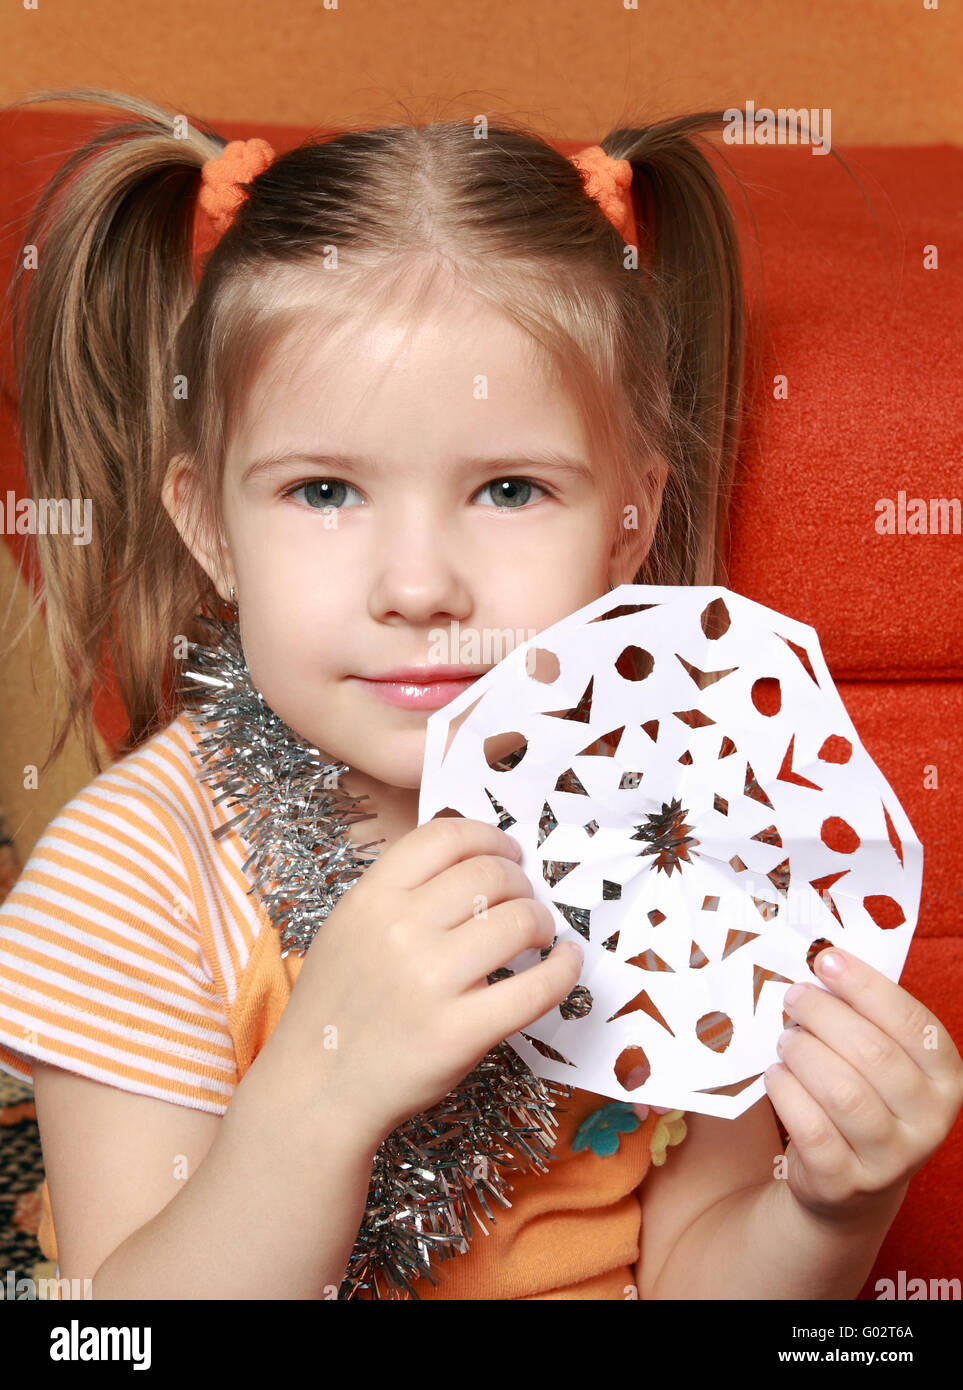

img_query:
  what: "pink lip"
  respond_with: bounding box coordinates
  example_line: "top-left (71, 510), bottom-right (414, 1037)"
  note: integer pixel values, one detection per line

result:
top-left (366, 666), bottom-right (488, 681)
top-left (349, 671), bottom-right (483, 710)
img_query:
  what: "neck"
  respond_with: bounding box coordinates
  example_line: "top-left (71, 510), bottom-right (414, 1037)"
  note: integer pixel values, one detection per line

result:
top-left (340, 768), bottom-right (420, 853)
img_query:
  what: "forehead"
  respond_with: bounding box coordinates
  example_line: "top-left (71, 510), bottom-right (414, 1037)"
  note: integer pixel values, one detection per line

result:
top-left (231, 292), bottom-right (578, 460)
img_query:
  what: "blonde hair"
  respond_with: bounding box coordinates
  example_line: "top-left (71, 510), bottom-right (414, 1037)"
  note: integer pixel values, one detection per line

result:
top-left (1, 87), bottom-right (862, 776)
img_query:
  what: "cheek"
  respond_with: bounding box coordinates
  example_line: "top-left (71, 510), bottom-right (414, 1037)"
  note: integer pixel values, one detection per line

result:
top-left (234, 581), bottom-right (351, 710)
top-left (485, 529), bottom-right (611, 615)
top-left (233, 517), bottom-right (350, 625)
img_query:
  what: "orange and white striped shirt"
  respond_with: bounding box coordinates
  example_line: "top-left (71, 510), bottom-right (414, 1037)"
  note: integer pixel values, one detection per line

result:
top-left (0, 709), bottom-right (686, 1298)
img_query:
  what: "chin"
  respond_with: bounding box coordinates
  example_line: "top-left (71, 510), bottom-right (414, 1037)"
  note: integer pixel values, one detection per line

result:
top-left (371, 763), bottom-right (423, 792)
top-left (338, 752), bottom-right (424, 793)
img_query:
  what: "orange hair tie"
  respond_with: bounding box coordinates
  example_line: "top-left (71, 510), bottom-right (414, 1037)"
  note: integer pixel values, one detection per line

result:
top-left (569, 144), bottom-right (639, 248)
top-left (198, 137), bottom-right (277, 236)
top-left (194, 138), bottom-right (638, 263)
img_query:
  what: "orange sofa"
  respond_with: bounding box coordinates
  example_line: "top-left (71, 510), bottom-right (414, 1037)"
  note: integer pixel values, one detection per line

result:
top-left (1, 109), bottom-right (961, 1299)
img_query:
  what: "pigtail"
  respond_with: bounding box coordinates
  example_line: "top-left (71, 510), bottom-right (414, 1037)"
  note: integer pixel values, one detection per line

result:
top-left (604, 112), bottom-right (873, 589)
top-left (1, 88), bottom-right (226, 775)
top-left (601, 113), bottom-right (751, 589)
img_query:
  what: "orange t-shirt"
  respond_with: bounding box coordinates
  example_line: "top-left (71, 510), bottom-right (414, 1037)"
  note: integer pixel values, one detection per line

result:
top-left (0, 710), bottom-right (687, 1299)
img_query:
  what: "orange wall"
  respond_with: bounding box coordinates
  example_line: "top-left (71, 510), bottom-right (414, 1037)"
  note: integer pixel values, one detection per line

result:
top-left (0, 0), bottom-right (957, 146)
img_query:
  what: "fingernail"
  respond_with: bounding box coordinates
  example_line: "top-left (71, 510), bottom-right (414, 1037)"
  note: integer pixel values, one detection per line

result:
top-left (567, 941), bottom-right (584, 965)
top-left (818, 949), bottom-right (844, 976)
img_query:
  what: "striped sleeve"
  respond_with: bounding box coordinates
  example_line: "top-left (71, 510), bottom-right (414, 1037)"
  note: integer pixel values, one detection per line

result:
top-left (0, 779), bottom-right (239, 1116)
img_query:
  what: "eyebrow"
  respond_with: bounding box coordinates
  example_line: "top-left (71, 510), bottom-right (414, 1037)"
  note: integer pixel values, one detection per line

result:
top-left (239, 449), bottom-right (594, 485)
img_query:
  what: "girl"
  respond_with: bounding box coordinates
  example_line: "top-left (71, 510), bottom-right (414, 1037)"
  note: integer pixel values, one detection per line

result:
top-left (0, 87), bottom-right (959, 1302)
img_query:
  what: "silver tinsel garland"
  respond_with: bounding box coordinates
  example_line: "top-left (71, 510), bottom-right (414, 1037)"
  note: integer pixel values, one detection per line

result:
top-left (177, 607), bottom-right (574, 1300)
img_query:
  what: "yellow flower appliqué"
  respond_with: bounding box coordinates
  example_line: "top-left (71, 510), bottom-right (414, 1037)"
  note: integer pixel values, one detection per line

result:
top-left (649, 1110), bottom-right (687, 1166)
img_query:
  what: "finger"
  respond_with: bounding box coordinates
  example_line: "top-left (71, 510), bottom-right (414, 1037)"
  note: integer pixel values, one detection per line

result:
top-left (625, 1065), bottom-right (650, 1119)
top-left (622, 1065), bottom-right (674, 1119)
top-left (377, 816), bottom-right (522, 891)
top-left (764, 1061), bottom-right (861, 1201)
top-left (775, 1023), bottom-right (898, 1174)
top-left (449, 896), bottom-right (556, 992)
top-left (417, 852), bottom-right (535, 935)
top-left (468, 937), bottom-right (584, 1043)
top-left (783, 980), bottom-right (927, 1125)
top-left (810, 946), bottom-right (956, 1086)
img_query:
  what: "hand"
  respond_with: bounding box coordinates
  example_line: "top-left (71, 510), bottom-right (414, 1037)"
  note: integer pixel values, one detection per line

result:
top-left (623, 1065), bottom-right (674, 1122)
top-left (272, 816), bottom-right (583, 1150)
top-left (765, 944), bottom-right (963, 1225)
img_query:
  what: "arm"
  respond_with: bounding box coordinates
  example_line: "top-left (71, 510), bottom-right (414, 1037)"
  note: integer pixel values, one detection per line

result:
top-left (37, 1025), bottom-right (380, 1301)
top-left (96, 1029), bottom-right (379, 1300)
top-left (639, 1093), bottom-right (907, 1300)
top-left (651, 1171), bottom-right (909, 1300)
top-left (643, 945), bottom-right (963, 1299)
top-left (636, 1091), bottom-right (785, 1299)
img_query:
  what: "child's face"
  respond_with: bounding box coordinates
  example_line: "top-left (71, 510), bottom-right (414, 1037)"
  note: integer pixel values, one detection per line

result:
top-left (177, 288), bottom-right (661, 792)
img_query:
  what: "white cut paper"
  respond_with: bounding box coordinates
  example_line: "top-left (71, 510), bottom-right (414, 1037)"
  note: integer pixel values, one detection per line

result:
top-left (418, 585), bottom-right (923, 1120)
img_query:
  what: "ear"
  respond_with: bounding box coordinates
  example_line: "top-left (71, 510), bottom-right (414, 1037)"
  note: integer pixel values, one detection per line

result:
top-left (162, 454), bottom-right (235, 600)
top-left (607, 458), bottom-right (668, 588)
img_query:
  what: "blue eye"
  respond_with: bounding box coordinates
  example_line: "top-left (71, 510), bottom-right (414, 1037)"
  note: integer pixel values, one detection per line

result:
top-left (281, 475), bottom-right (550, 511)
top-left (282, 479), bottom-right (363, 509)
top-left (474, 477), bottom-right (548, 509)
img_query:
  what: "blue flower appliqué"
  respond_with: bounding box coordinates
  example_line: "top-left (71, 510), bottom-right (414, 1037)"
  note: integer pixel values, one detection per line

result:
top-left (572, 1102), bottom-right (640, 1158)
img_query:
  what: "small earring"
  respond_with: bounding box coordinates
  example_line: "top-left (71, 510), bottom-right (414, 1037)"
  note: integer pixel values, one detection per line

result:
top-left (229, 585), bottom-right (237, 604)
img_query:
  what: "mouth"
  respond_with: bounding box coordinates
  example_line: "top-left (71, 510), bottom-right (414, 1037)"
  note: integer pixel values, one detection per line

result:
top-left (348, 671), bottom-right (484, 711)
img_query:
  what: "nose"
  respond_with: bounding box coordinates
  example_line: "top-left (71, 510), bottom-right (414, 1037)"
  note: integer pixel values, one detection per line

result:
top-left (366, 501), bottom-right (473, 626)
